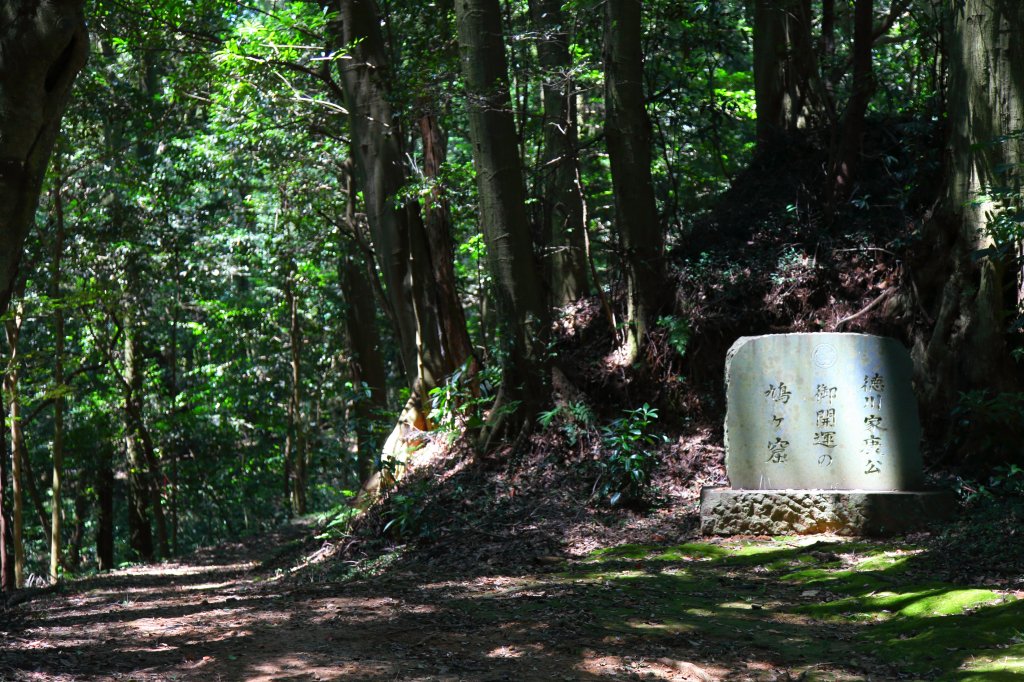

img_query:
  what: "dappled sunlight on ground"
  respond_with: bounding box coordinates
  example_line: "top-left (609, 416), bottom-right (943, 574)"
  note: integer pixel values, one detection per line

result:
top-left (3, 523), bottom-right (1023, 680)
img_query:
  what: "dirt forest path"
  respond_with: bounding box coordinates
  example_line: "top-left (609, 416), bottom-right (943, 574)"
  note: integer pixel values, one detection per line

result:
top-left (2, 514), bottom-right (1020, 681)
top-left (1, 522), bottom-right (717, 682)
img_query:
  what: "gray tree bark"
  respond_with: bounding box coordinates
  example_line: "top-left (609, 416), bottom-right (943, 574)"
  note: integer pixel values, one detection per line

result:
top-left (604, 0), bottom-right (663, 364)
top-left (454, 0), bottom-right (549, 445)
top-left (912, 1), bottom-right (1024, 416)
top-left (327, 0), bottom-right (454, 405)
top-left (530, 0), bottom-right (589, 306)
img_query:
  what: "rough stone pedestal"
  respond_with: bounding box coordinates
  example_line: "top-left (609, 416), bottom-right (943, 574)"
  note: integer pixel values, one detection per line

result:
top-left (700, 486), bottom-right (957, 537)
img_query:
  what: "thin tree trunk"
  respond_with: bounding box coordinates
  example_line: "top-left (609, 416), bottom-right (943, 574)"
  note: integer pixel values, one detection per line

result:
top-left (604, 0), bottom-right (664, 364)
top-left (128, 399), bottom-right (169, 558)
top-left (50, 168), bottom-right (66, 583)
top-left (123, 308), bottom-right (154, 563)
top-left (417, 112), bottom-right (476, 372)
top-left (66, 483), bottom-right (86, 571)
top-left (341, 164), bottom-right (388, 482)
top-left (18, 442), bottom-right (50, 545)
top-left (284, 260), bottom-right (307, 515)
top-left (4, 296), bottom-right (26, 588)
top-left (0, 387), bottom-right (12, 592)
top-left (95, 445), bottom-right (114, 571)
top-left (167, 271), bottom-right (180, 556)
top-left (454, 0), bottom-right (550, 446)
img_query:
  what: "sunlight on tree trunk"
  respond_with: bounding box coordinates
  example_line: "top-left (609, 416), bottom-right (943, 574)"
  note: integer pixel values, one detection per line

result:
top-left (752, 0), bottom-right (819, 146)
top-left (531, 0), bottom-right (590, 306)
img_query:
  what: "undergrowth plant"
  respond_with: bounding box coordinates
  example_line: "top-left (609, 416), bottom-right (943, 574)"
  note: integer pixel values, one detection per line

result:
top-left (951, 390), bottom-right (1024, 464)
top-left (598, 403), bottom-right (666, 507)
top-left (382, 479), bottom-right (430, 539)
top-left (428, 361), bottom-right (498, 442)
top-left (539, 401), bottom-right (596, 446)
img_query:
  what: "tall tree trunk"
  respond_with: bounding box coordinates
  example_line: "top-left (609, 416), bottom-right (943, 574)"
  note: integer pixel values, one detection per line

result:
top-left (604, 0), bottom-right (664, 364)
top-left (18, 440), bottom-right (50, 545)
top-left (454, 0), bottom-right (550, 446)
top-left (327, 0), bottom-right (453, 407)
top-left (167, 270), bottom-right (181, 556)
top-left (0, 387), bottom-right (11, 591)
top-left (530, 0), bottom-right (589, 306)
top-left (416, 112), bottom-right (477, 372)
top-left (123, 307), bottom-right (154, 563)
top-left (752, 0), bottom-right (818, 146)
top-left (95, 445), bottom-right (114, 571)
top-left (340, 165), bottom-right (388, 482)
top-left (0, 1), bottom-right (88, 317)
top-left (912, 0), bottom-right (1024, 425)
top-left (50, 168), bottom-right (66, 583)
top-left (826, 0), bottom-right (875, 204)
top-left (65, 482), bottom-right (86, 571)
top-left (284, 260), bottom-right (307, 515)
top-left (4, 304), bottom-right (26, 588)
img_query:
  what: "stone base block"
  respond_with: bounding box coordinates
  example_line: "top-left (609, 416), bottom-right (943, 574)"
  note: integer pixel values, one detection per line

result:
top-left (700, 486), bottom-right (956, 537)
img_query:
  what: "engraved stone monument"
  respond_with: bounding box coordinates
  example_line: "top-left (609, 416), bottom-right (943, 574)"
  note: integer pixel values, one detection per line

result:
top-left (701, 333), bottom-right (955, 536)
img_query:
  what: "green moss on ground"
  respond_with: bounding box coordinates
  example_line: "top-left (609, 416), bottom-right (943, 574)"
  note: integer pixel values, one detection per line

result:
top-left (541, 537), bottom-right (1024, 679)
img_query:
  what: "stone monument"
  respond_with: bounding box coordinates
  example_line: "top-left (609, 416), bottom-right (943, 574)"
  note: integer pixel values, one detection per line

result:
top-left (700, 333), bottom-right (955, 536)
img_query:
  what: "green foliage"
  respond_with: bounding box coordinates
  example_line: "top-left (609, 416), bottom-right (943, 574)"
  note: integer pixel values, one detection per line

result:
top-left (598, 404), bottom-right (666, 507)
top-left (951, 390), bottom-right (1024, 465)
top-left (955, 464), bottom-right (1024, 505)
top-left (656, 315), bottom-right (691, 358)
top-left (428, 361), bottom-right (496, 441)
top-left (538, 401), bottom-right (596, 446)
top-left (381, 480), bottom-right (430, 539)
top-left (315, 495), bottom-right (359, 540)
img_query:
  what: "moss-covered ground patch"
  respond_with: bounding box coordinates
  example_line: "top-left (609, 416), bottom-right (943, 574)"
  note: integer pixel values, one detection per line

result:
top-left (492, 536), bottom-right (1024, 680)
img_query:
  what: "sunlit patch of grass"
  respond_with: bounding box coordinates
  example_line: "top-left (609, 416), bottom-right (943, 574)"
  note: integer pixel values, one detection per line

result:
top-left (957, 646), bottom-right (1024, 681)
top-left (586, 542), bottom-right (727, 563)
top-left (803, 586), bottom-right (1005, 621)
top-left (557, 537), bottom-right (1024, 678)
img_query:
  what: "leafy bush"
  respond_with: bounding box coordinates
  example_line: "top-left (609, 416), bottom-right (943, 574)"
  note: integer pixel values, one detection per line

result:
top-left (656, 315), bottom-right (691, 358)
top-left (598, 403), bottom-right (666, 507)
top-left (382, 480), bottom-right (430, 539)
top-left (955, 464), bottom-right (1024, 505)
top-left (428, 361), bottom-right (497, 442)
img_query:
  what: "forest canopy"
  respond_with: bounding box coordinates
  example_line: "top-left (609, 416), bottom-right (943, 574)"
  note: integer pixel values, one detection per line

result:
top-left (0, 0), bottom-right (1021, 590)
